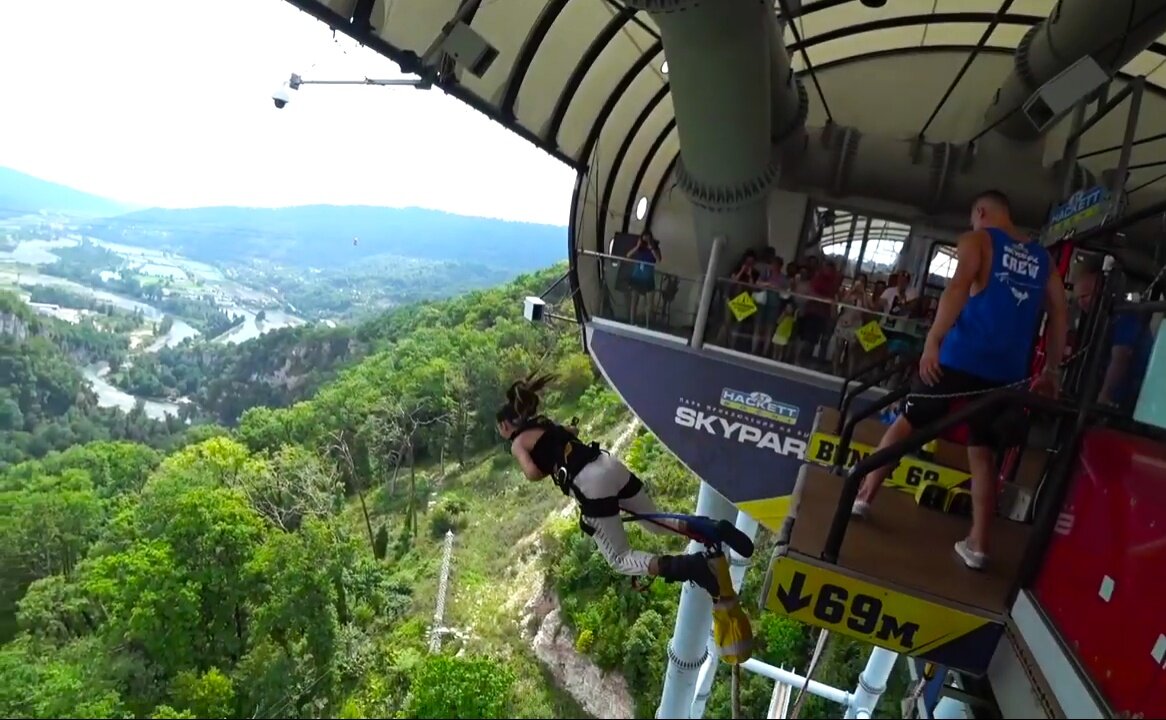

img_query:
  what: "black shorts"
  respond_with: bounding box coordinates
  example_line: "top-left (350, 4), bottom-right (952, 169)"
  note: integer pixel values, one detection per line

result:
top-left (901, 365), bottom-right (1008, 447)
top-left (797, 313), bottom-right (828, 343)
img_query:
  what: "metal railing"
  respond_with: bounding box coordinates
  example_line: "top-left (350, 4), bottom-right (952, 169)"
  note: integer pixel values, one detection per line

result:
top-left (578, 247), bottom-right (931, 378)
top-left (837, 352), bottom-right (918, 423)
top-left (832, 383), bottom-right (915, 475)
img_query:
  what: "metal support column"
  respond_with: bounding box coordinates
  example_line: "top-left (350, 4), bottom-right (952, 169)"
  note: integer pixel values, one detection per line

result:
top-left (844, 647), bottom-right (900, 719)
top-left (690, 235), bottom-right (725, 350)
top-left (656, 483), bottom-right (738, 718)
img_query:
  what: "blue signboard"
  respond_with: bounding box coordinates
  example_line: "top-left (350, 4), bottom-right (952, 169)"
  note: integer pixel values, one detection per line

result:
top-left (587, 323), bottom-right (875, 530)
top-left (1043, 185), bottom-right (1116, 240)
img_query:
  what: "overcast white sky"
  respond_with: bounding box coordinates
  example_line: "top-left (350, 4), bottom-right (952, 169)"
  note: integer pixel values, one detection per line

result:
top-left (0, 0), bottom-right (576, 226)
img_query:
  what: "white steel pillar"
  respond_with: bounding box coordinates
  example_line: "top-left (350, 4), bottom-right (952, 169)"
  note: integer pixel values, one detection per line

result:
top-left (656, 483), bottom-right (737, 718)
top-left (844, 647), bottom-right (899, 719)
top-left (689, 509), bottom-right (759, 718)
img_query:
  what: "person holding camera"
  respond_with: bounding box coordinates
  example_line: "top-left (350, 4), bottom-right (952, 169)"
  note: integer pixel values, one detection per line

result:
top-left (624, 232), bottom-right (661, 326)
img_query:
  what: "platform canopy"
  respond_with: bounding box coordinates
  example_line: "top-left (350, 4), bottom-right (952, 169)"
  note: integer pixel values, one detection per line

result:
top-left (285, 0), bottom-right (1166, 240)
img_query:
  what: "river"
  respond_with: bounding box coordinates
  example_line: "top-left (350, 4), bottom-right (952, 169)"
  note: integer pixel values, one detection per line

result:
top-left (82, 365), bottom-right (184, 422)
top-left (3, 238), bottom-right (305, 417)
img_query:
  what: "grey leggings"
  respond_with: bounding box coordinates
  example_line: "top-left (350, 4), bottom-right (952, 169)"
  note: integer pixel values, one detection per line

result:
top-left (575, 453), bottom-right (675, 576)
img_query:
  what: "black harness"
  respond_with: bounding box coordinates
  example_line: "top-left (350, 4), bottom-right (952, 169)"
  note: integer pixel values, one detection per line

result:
top-left (510, 416), bottom-right (642, 533)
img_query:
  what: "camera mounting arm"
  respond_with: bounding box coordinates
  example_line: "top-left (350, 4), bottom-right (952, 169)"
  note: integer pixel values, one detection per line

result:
top-left (287, 73), bottom-right (432, 90)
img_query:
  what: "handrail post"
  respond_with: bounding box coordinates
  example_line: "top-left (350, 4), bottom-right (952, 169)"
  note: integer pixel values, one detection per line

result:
top-left (837, 352), bottom-right (901, 411)
top-left (690, 235), bottom-right (725, 350)
top-left (833, 384), bottom-right (912, 473)
top-left (838, 353), bottom-right (918, 424)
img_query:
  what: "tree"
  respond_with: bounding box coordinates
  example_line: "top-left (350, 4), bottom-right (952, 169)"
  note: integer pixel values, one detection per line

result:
top-left (328, 432), bottom-right (376, 552)
top-left (405, 655), bottom-right (514, 719)
top-left (231, 444), bottom-right (343, 532)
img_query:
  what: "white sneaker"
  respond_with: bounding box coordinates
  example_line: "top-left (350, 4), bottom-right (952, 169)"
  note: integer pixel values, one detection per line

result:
top-left (851, 500), bottom-right (870, 518)
top-left (954, 539), bottom-right (987, 570)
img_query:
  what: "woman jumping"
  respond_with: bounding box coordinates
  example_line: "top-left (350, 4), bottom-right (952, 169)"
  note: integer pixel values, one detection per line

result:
top-left (496, 374), bottom-right (754, 598)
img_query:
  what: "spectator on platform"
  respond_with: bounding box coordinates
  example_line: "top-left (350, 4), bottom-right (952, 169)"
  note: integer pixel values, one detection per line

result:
top-left (624, 232), bottom-right (661, 326)
top-left (795, 259), bottom-right (841, 366)
top-left (717, 250), bottom-right (760, 349)
top-left (753, 249), bottom-right (788, 357)
top-left (880, 271), bottom-right (920, 317)
top-left (832, 274), bottom-right (872, 376)
top-left (1073, 256), bottom-right (1153, 409)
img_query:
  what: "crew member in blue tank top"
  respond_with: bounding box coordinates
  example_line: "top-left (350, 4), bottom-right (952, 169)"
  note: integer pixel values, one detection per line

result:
top-left (852, 190), bottom-right (1069, 571)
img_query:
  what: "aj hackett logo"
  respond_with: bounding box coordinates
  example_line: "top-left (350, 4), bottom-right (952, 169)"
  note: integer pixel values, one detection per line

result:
top-left (718, 388), bottom-right (799, 424)
top-left (674, 392), bottom-right (807, 458)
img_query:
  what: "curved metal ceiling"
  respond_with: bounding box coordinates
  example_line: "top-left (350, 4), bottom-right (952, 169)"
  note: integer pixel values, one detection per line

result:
top-left (283, 0), bottom-right (1166, 245)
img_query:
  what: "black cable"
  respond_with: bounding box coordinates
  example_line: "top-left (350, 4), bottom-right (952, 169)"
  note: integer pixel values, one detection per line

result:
top-left (1127, 169), bottom-right (1166, 194)
top-left (776, 0), bottom-right (833, 123)
top-left (919, 0), bottom-right (1015, 138)
top-left (1078, 129), bottom-right (1166, 160)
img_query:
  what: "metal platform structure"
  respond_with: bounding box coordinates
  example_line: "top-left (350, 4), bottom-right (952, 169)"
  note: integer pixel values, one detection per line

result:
top-left (275, 1), bottom-right (1166, 717)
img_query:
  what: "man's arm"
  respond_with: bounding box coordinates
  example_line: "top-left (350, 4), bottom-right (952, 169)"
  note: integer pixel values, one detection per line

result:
top-left (925, 231), bottom-right (983, 348)
top-left (1042, 269), bottom-right (1069, 381)
top-left (1099, 347), bottom-right (1133, 404)
top-left (511, 443), bottom-right (546, 481)
top-left (1097, 315), bottom-right (1137, 403)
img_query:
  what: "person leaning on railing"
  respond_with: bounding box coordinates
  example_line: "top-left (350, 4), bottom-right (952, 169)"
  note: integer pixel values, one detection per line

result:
top-left (832, 274), bottom-right (872, 376)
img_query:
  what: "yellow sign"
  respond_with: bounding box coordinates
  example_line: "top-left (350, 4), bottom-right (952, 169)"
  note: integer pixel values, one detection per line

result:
top-left (727, 292), bottom-right (757, 322)
top-left (855, 320), bottom-right (887, 352)
top-left (805, 433), bottom-right (968, 491)
top-left (765, 554), bottom-right (1001, 666)
top-left (772, 314), bottom-right (795, 346)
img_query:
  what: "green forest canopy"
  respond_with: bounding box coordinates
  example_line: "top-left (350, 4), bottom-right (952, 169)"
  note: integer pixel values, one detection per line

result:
top-left (0, 264), bottom-right (907, 719)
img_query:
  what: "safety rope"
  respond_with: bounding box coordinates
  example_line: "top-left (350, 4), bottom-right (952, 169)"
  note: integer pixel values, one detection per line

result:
top-left (730, 663), bottom-right (742, 720)
top-left (900, 674), bottom-right (929, 720)
top-left (787, 628), bottom-right (830, 719)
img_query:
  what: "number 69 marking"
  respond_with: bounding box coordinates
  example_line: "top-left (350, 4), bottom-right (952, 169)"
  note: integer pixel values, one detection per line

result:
top-left (813, 583), bottom-right (920, 649)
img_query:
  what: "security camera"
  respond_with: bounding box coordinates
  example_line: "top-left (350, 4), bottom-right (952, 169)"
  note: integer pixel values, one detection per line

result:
top-left (272, 85), bottom-right (291, 109)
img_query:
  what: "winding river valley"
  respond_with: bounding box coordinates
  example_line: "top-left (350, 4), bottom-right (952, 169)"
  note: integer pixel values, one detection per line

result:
top-left (2, 239), bottom-right (304, 419)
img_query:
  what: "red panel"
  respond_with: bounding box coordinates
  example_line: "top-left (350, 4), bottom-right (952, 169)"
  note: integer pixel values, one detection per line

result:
top-left (1033, 428), bottom-right (1166, 717)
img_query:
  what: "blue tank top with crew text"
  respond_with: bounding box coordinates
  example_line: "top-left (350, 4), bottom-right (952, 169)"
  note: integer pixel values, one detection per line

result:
top-left (939, 228), bottom-right (1051, 383)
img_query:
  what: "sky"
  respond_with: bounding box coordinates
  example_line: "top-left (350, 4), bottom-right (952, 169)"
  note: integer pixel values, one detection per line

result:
top-left (0, 0), bottom-right (576, 226)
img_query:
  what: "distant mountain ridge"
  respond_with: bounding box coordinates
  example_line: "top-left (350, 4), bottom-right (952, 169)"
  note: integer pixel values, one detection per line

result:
top-left (82, 204), bottom-right (567, 271)
top-left (0, 166), bottom-right (133, 219)
top-left (0, 165), bottom-right (567, 272)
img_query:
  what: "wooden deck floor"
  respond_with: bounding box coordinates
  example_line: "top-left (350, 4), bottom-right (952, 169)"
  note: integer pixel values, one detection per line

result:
top-left (791, 466), bottom-right (1031, 614)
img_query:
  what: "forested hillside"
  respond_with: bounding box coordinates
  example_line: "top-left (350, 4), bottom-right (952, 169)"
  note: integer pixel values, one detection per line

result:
top-left (0, 291), bottom-right (191, 468)
top-left (0, 266), bottom-right (907, 719)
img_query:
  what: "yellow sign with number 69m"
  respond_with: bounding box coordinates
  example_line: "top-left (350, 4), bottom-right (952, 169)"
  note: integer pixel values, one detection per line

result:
top-left (764, 554), bottom-right (1004, 675)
